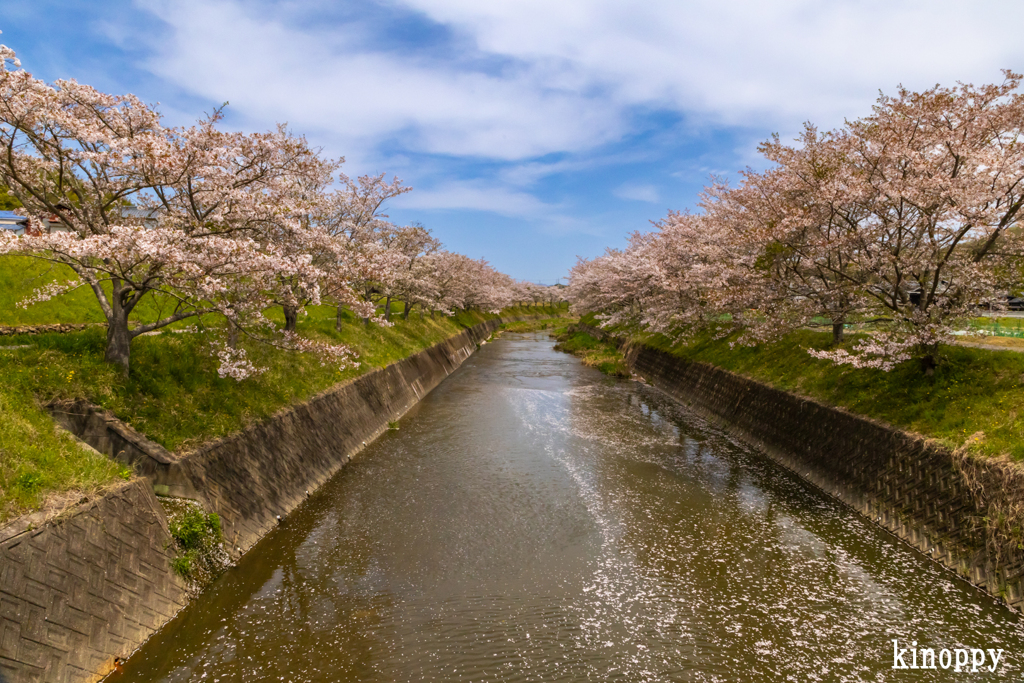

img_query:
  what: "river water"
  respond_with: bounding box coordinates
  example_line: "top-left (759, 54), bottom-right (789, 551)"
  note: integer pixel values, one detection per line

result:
top-left (114, 332), bottom-right (1024, 681)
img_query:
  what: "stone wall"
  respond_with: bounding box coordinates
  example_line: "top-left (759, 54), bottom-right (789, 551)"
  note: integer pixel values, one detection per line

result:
top-left (0, 323), bottom-right (99, 337)
top-left (578, 324), bottom-right (1024, 612)
top-left (0, 480), bottom-right (187, 683)
top-left (47, 401), bottom-right (199, 500)
top-left (1, 317), bottom-right (503, 682)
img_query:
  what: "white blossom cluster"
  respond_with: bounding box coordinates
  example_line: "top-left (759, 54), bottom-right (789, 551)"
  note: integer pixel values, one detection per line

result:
top-left (568, 73), bottom-right (1024, 372)
top-left (0, 43), bottom-right (548, 378)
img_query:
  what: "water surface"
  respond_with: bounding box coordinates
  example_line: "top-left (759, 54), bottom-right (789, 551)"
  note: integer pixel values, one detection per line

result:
top-left (113, 332), bottom-right (1024, 681)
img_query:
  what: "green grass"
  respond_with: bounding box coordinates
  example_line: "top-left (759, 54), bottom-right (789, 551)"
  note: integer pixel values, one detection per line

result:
top-left (0, 383), bottom-right (131, 521)
top-left (0, 254), bottom-right (567, 328)
top-left (0, 256), bottom-right (105, 325)
top-left (500, 316), bottom-right (575, 334)
top-left (0, 275), bottom-right (567, 523)
top-left (554, 326), bottom-right (630, 377)
top-left (3, 309), bottom-right (494, 454)
top-left (0, 255), bottom-right (198, 326)
top-left (578, 312), bottom-right (1024, 460)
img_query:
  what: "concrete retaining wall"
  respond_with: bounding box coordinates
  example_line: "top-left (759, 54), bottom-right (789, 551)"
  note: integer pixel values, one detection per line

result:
top-left (0, 480), bottom-right (187, 683)
top-left (48, 402), bottom-right (198, 501)
top-left (578, 324), bottom-right (1024, 612)
top-left (0, 317), bottom-right (503, 682)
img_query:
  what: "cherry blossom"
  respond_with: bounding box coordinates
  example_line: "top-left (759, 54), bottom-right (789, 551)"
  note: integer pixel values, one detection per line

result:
top-left (568, 73), bottom-right (1024, 373)
top-left (0, 43), bottom-right (523, 379)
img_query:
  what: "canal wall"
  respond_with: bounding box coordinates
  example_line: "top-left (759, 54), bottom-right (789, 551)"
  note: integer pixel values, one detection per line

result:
top-left (0, 480), bottom-right (187, 683)
top-left (1, 317), bottom-right (506, 683)
top-left (578, 324), bottom-right (1024, 613)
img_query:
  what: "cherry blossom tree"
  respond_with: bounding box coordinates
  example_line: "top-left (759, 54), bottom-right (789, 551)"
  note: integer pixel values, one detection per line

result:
top-left (567, 237), bottom-right (658, 330)
top-left (569, 73), bottom-right (1024, 374)
top-left (705, 127), bottom-right (866, 345)
top-left (569, 209), bottom-right (753, 342)
top-left (374, 223), bottom-right (440, 321)
top-left (0, 44), bottom-right (354, 377)
top-left (420, 250), bottom-right (473, 316)
top-left (463, 259), bottom-right (517, 313)
top-left (806, 73), bottom-right (1024, 371)
top-left (317, 173), bottom-right (410, 329)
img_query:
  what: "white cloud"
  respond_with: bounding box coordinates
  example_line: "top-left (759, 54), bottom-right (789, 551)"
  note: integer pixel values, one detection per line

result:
top-left (127, 0), bottom-right (1024, 222)
top-left (137, 0), bottom-right (623, 160)
top-left (389, 179), bottom-right (611, 238)
top-left (399, 0), bottom-right (1024, 131)
top-left (613, 183), bottom-right (659, 203)
top-left (132, 0), bottom-right (1024, 163)
top-left (391, 179), bottom-right (559, 218)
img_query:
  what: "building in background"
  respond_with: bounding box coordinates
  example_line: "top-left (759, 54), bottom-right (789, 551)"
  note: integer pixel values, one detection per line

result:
top-left (0, 211), bottom-right (26, 236)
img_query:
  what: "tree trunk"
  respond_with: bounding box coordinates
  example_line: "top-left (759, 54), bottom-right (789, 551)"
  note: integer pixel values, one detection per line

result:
top-left (384, 297), bottom-right (392, 322)
top-left (104, 312), bottom-right (131, 377)
top-left (832, 321), bottom-right (845, 344)
top-left (920, 344), bottom-right (939, 376)
top-left (336, 305), bottom-right (345, 331)
top-left (403, 301), bottom-right (412, 321)
top-left (283, 305), bottom-right (299, 332)
top-left (362, 291), bottom-right (373, 325)
top-left (227, 319), bottom-right (239, 349)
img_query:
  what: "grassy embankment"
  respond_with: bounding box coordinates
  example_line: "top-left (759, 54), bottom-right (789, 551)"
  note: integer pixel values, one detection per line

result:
top-left (0, 255), bottom-right (567, 522)
top-left (553, 327), bottom-right (630, 377)
top-left (568, 312), bottom-right (1024, 461)
top-left (499, 317), bottom-right (575, 334)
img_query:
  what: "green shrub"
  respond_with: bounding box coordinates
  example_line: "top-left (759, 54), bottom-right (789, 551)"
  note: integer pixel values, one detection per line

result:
top-left (166, 506), bottom-right (225, 583)
top-left (170, 550), bottom-right (198, 578)
top-left (13, 470), bottom-right (44, 493)
top-left (169, 508), bottom-right (222, 550)
top-left (554, 328), bottom-right (631, 377)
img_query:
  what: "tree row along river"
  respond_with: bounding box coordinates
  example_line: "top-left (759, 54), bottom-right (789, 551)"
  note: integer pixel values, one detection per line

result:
top-left (112, 332), bottom-right (1024, 682)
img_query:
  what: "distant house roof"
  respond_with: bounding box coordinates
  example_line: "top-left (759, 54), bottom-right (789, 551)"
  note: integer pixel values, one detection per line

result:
top-left (120, 207), bottom-right (160, 219)
top-left (0, 208), bottom-right (164, 233)
top-left (119, 206), bottom-right (161, 229)
top-left (0, 211), bottom-right (26, 231)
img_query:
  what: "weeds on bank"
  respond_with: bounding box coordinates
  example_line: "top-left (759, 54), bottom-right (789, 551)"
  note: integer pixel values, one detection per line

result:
top-left (554, 327), bottom-right (631, 377)
top-left (164, 499), bottom-right (229, 589)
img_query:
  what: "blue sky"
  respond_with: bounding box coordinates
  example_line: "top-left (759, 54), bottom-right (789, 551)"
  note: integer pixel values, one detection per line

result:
top-left (5, 0), bottom-right (1024, 283)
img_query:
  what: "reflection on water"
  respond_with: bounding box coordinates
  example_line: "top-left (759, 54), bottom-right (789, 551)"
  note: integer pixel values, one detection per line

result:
top-left (112, 332), bottom-right (1024, 681)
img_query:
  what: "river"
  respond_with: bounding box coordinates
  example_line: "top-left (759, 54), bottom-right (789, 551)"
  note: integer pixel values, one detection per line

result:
top-left (112, 331), bottom-right (1024, 681)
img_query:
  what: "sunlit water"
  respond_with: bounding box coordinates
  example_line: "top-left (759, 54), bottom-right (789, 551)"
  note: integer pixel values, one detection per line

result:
top-left (112, 332), bottom-right (1024, 681)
